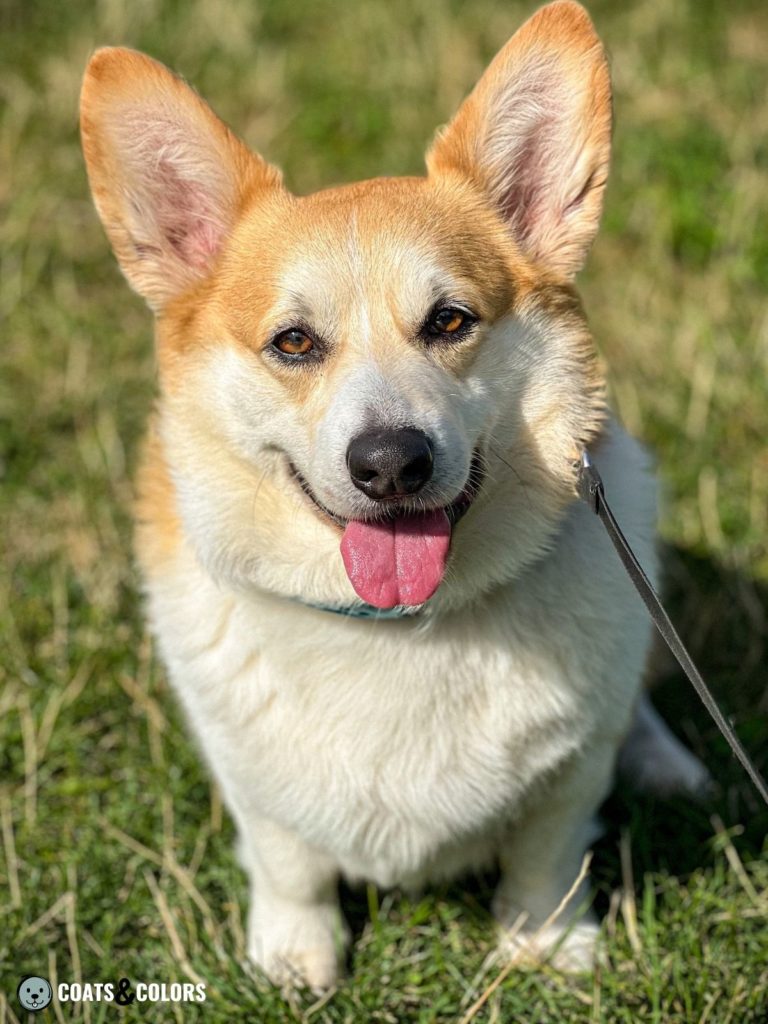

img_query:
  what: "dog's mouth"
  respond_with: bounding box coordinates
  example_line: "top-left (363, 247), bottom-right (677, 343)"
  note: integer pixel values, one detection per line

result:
top-left (288, 451), bottom-right (485, 610)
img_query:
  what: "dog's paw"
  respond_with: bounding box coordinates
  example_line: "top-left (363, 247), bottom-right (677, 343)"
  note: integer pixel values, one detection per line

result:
top-left (248, 904), bottom-right (348, 993)
top-left (252, 941), bottom-right (341, 993)
top-left (496, 917), bottom-right (600, 973)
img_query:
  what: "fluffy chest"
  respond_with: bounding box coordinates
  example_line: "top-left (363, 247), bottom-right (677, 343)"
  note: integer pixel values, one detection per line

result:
top-left (149, 560), bottom-right (605, 881)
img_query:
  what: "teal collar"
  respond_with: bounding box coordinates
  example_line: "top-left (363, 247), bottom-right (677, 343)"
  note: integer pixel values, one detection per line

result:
top-left (296, 599), bottom-right (422, 620)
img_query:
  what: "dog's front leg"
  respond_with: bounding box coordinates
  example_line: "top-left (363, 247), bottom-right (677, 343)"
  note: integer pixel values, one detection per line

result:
top-left (492, 739), bottom-right (617, 972)
top-left (238, 815), bottom-right (348, 992)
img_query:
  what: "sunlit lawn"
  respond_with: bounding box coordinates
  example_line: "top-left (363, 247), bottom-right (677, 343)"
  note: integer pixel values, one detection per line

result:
top-left (1, 0), bottom-right (767, 1020)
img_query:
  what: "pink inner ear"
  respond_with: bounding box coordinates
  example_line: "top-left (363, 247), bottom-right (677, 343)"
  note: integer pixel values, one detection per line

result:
top-left (155, 165), bottom-right (224, 269)
top-left (483, 62), bottom-right (588, 258)
top-left (125, 114), bottom-right (229, 271)
top-left (499, 129), bottom-right (552, 244)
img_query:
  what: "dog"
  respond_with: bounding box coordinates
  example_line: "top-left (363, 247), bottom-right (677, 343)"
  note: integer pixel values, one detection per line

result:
top-left (80, 0), bottom-right (710, 990)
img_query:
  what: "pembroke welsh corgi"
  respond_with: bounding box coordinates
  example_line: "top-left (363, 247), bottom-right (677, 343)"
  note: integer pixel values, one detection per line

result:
top-left (80, 0), bottom-right (709, 990)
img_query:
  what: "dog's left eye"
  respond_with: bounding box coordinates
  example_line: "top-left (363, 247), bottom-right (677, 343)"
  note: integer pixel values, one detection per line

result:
top-left (422, 305), bottom-right (477, 340)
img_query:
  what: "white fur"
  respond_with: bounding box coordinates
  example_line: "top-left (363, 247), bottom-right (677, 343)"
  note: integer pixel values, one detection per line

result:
top-left (144, 420), bottom-right (659, 988)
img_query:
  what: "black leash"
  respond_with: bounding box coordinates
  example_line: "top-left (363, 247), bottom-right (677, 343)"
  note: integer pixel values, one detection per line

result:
top-left (577, 450), bottom-right (768, 808)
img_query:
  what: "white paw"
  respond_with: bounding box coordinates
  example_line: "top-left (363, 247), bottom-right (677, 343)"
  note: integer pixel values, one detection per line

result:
top-left (252, 941), bottom-right (341, 992)
top-left (248, 904), bottom-right (348, 993)
top-left (496, 916), bottom-right (600, 973)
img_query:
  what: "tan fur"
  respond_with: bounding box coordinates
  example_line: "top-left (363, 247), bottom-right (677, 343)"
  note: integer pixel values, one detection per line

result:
top-left (133, 422), bottom-right (181, 571)
top-left (427, 0), bottom-right (612, 279)
top-left (81, 47), bottom-right (282, 312)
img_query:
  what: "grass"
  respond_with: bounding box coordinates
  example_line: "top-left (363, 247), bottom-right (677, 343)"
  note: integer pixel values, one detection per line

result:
top-left (1, 0), bottom-right (767, 1020)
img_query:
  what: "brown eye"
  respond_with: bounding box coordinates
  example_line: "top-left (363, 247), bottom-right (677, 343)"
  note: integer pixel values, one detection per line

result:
top-left (424, 305), bottom-right (477, 339)
top-left (434, 309), bottom-right (465, 332)
top-left (273, 329), bottom-right (314, 356)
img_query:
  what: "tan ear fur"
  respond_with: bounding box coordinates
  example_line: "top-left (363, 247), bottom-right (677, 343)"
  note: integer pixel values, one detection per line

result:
top-left (426, 1), bottom-right (611, 279)
top-left (80, 47), bottom-right (283, 311)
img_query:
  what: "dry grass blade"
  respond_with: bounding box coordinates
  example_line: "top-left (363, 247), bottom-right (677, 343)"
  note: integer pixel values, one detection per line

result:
top-left (104, 816), bottom-right (225, 956)
top-left (101, 819), bottom-right (164, 866)
top-left (48, 948), bottom-right (67, 1024)
top-left (0, 991), bottom-right (22, 1024)
top-left (619, 829), bottom-right (642, 957)
top-left (0, 791), bottom-right (21, 909)
top-left (18, 892), bottom-right (71, 941)
top-left (458, 853), bottom-right (593, 1024)
top-left (711, 815), bottom-right (766, 909)
top-left (143, 869), bottom-right (207, 987)
top-left (17, 692), bottom-right (38, 827)
top-left (35, 660), bottom-right (93, 761)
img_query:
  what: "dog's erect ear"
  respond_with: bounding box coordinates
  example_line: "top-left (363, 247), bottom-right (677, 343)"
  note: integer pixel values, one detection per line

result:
top-left (80, 48), bottom-right (282, 311)
top-left (426, 1), bottom-right (611, 279)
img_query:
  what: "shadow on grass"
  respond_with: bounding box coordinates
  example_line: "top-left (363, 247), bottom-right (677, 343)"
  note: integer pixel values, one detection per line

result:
top-left (342, 540), bottom-right (768, 946)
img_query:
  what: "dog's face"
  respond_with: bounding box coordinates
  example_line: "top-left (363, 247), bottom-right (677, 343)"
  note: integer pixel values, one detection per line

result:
top-left (81, 1), bottom-right (611, 611)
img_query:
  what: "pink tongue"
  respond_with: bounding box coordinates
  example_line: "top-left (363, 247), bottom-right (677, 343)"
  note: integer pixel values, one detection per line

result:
top-left (340, 510), bottom-right (451, 609)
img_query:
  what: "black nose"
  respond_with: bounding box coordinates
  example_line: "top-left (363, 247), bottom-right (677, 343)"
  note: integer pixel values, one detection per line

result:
top-left (347, 428), bottom-right (434, 500)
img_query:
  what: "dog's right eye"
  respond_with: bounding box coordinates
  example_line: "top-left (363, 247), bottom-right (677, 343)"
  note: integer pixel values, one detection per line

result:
top-left (272, 329), bottom-right (314, 357)
top-left (420, 303), bottom-right (478, 342)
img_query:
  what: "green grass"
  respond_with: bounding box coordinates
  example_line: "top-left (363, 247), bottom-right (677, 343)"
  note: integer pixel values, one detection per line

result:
top-left (1, 0), bottom-right (768, 1020)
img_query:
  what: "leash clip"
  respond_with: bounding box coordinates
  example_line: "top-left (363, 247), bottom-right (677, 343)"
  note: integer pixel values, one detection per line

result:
top-left (577, 450), bottom-right (603, 514)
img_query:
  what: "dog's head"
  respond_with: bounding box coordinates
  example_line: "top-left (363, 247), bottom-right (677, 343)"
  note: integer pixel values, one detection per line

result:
top-left (80, 1), bottom-right (611, 612)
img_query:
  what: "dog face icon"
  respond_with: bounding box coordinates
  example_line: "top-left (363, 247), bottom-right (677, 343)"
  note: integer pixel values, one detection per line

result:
top-left (17, 976), bottom-right (52, 1012)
